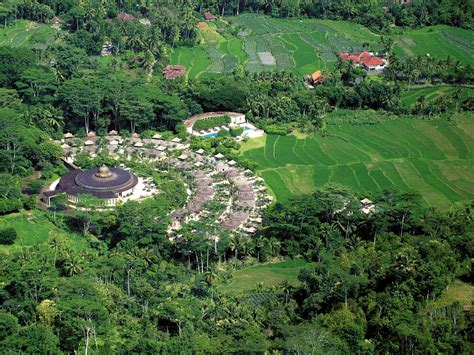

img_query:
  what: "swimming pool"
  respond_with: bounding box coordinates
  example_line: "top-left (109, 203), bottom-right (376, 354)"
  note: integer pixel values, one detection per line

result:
top-left (202, 132), bottom-right (219, 137)
top-left (201, 125), bottom-right (253, 138)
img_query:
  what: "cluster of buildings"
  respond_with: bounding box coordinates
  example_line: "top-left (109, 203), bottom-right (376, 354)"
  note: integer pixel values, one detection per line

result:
top-left (338, 51), bottom-right (387, 71)
top-left (305, 50), bottom-right (387, 87)
top-left (44, 127), bottom-right (270, 235)
top-left (169, 151), bottom-right (271, 234)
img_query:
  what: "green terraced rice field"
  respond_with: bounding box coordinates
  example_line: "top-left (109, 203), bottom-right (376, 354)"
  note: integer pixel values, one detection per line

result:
top-left (400, 86), bottom-right (474, 107)
top-left (171, 15), bottom-right (473, 79)
top-left (394, 25), bottom-right (474, 65)
top-left (219, 259), bottom-right (311, 293)
top-left (0, 20), bottom-right (58, 48)
top-left (171, 13), bottom-right (381, 78)
top-left (243, 117), bottom-right (474, 209)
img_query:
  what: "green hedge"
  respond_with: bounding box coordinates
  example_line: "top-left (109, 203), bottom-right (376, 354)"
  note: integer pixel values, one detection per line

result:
top-left (229, 126), bottom-right (244, 137)
top-left (193, 115), bottom-right (231, 131)
top-left (0, 227), bottom-right (17, 245)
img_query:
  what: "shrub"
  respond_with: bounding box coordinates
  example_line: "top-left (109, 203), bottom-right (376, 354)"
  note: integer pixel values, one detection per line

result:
top-left (229, 126), bottom-right (244, 137)
top-left (263, 123), bottom-right (292, 135)
top-left (28, 180), bottom-right (45, 194)
top-left (0, 227), bottom-right (17, 245)
top-left (193, 115), bottom-right (231, 131)
top-left (218, 128), bottom-right (230, 137)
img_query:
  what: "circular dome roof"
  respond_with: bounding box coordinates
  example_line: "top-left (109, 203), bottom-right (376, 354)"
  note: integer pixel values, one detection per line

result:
top-left (96, 165), bottom-right (112, 178)
top-left (75, 167), bottom-right (137, 191)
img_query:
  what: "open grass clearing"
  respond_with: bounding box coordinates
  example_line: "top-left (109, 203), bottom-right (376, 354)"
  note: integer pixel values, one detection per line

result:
top-left (218, 259), bottom-right (311, 293)
top-left (429, 280), bottom-right (473, 309)
top-left (0, 211), bottom-right (89, 252)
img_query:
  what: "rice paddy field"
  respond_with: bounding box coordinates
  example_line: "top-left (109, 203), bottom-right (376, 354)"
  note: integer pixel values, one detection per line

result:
top-left (171, 14), bottom-right (474, 79)
top-left (0, 20), bottom-right (58, 49)
top-left (171, 14), bottom-right (382, 78)
top-left (394, 25), bottom-right (474, 65)
top-left (400, 86), bottom-right (474, 108)
top-left (242, 116), bottom-right (474, 210)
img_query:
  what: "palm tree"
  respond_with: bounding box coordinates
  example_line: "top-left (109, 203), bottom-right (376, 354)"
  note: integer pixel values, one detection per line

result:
top-left (267, 237), bottom-right (281, 257)
top-left (63, 255), bottom-right (83, 276)
top-left (48, 234), bottom-right (63, 267)
top-left (229, 235), bottom-right (241, 259)
top-left (255, 236), bottom-right (268, 261)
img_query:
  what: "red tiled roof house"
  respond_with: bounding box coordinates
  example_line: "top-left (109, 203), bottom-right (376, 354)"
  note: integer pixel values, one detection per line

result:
top-left (163, 65), bottom-right (186, 79)
top-left (204, 12), bottom-right (217, 21)
top-left (117, 12), bottom-right (136, 21)
top-left (339, 51), bottom-right (386, 71)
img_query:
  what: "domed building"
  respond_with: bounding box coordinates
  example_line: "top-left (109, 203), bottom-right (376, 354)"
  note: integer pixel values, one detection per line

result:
top-left (43, 166), bottom-right (139, 207)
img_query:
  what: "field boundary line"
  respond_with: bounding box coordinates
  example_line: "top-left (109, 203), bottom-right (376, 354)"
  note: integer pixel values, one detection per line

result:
top-left (367, 169), bottom-right (382, 190)
top-left (272, 136), bottom-right (280, 161)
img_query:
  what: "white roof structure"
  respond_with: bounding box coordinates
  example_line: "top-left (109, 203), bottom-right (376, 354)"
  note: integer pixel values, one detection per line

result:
top-left (152, 133), bottom-right (162, 139)
top-left (228, 160), bottom-right (237, 166)
top-left (215, 153), bottom-right (224, 159)
top-left (196, 149), bottom-right (205, 155)
top-left (110, 140), bottom-right (119, 145)
top-left (134, 142), bottom-right (144, 147)
top-left (109, 130), bottom-right (118, 136)
top-left (64, 132), bottom-right (74, 138)
top-left (157, 145), bottom-right (166, 151)
top-left (361, 198), bottom-right (373, 205)
top-left (139, 18), bottom-right (151, 26)
top-left (172, 137), bottom-right (182, 143)
top-left (84, 140), bottom-right (94, 146)
top-left (362, 205), bottom-right (376, 214)
top-left (61, 143), bottom-right (70, 149)
top-left (87, 131), bottom-right (96, 137)
top-left (178, 154), bottom-right (188, 160)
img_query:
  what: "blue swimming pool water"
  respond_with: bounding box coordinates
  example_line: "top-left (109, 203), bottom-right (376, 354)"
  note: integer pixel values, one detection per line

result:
top-left (201, 126), bottom-right (252, 138)
top-left (202, 132), bottom-right (219, 137)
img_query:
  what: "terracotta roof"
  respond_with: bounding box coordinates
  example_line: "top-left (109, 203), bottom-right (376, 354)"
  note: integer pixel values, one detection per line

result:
top-left (362, 56), bottom-right (385, 67)
top-left (117, 12), bottom-right (136, 21)
top-left (163, 65), bottom-right (186, 79)
top-left (311, 70), bottom-right (322, 82)
top-left (204, 12), bottom-right (217, 20)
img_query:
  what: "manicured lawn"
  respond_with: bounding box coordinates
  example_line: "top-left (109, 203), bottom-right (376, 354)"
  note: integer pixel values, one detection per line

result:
top-left (242, 116), bottom-right (474, 209)
top-left (219, 259), bottom-right (311, 293)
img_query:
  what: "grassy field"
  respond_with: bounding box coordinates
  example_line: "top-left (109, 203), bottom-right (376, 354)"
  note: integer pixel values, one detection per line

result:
top-left (429, 280), bottom-right (473, 309)
top-left (394, 25), bottom-right (474, 64)
top-left (0, 211), bottom-right (89, 252)
top-left (171, 14), bottom-right (473, 79)
top-left (0, 20), bottom-right (58, 49)
top-left (242, 116), bottom-right (474, 209)
top-left (219, 259), bottom-right (311, 293)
